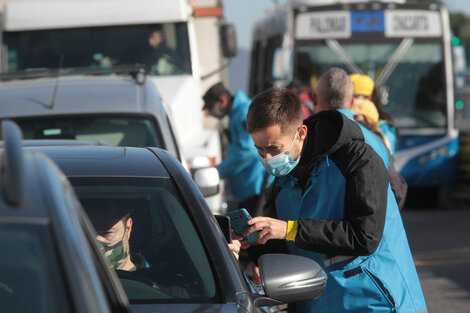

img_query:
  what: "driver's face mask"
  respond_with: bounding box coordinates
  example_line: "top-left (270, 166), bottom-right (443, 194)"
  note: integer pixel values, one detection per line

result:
top-left (98, 224), bottom-right (129, 269)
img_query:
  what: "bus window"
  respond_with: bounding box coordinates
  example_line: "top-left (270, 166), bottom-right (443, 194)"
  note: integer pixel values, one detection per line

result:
top-left (262, 34), bottom-right (283, 91)
top-left (249, 40), bottom-right (262, 96)
top-left (294, 41), bottom-right (446, 130)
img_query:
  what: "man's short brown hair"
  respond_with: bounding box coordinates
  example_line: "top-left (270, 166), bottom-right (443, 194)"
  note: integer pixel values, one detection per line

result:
top-left (247, 88), bottom-right (303, 134)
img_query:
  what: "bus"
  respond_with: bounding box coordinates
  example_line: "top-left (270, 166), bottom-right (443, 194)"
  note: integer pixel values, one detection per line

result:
top-left (249, 0), bottom-right (459, 190)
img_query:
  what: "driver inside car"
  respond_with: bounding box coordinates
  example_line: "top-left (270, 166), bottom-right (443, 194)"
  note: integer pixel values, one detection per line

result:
top-left (85, 199), bottom-right (242, 298)
top-left (86, 202), bottom-right (148, 271)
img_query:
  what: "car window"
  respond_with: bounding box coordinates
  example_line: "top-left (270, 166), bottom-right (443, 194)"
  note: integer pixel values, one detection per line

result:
top-left (69, 177), bottom-right (218, 303)
top-left (5, 23), bottom-right (192, 76)
top-left (0, 222), bottom-right (73, 313)
top-left (10, 115), bottom-right (162, 148)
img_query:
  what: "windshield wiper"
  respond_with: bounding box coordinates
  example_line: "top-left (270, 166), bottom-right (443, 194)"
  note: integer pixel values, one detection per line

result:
top-left (325, 39), bottom-right (364, 75)
top-left (0, 64), bottom-right (147, 82)
top-left (376, 38), bottom-right (414, 86)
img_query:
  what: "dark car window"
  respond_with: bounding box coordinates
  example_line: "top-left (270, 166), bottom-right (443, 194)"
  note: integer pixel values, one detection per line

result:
top-left (69, 177), bottom-right (218, 303)
top-left (0, 222), bottom-right (72, 313)
top-left (5, 23), bottom-right (192, 76)
top-left (10, 115), bottom-right (163, 148)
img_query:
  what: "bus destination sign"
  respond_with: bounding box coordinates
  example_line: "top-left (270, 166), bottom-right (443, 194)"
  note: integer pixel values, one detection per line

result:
top-left (385, 10), bottom-right (442, 37)
top-left (295, 10), bottom-right (442, 39)
top-left (296, 11), bottom-right (351, 39)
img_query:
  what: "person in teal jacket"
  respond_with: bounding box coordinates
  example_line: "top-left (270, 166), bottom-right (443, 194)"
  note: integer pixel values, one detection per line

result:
top-left (243, 87), bottom-right (427, 312)
top-left (314, 68), bottom-right (407, 210)
top-left (202, 82), bottom-right (272, 213)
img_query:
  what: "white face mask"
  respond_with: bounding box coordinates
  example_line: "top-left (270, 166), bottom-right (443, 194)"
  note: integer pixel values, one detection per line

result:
top-left (260, 130), bottom-right (300, 177)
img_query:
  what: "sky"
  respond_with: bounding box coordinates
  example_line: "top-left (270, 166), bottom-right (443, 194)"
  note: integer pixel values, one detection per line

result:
top-left (225, 0), bottom-right (470, 50)
top-left (444, 0), bottom-right (470, 14)
top-left (225, 0), bottom-right (286, 50)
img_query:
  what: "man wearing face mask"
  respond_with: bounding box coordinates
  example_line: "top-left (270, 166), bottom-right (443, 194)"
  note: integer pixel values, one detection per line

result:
top-left (85, 202), bottom-right (145, 271)
top-left (243, 88), bottom-right (427, 312)
top-left (202, 82), bottom-right (272, 214)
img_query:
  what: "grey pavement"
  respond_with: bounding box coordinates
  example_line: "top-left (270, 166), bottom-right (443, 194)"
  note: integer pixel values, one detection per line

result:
top-left (402, 205), bottom-right (470, 312)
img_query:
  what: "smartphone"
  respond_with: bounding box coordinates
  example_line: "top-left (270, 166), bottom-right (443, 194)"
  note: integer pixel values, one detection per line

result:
top-left (226, 208), bottom-right (259, 244)
top-left (215, 214), bottom-right (232, 243)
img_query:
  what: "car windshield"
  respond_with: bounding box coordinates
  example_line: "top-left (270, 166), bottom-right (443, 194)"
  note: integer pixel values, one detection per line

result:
top-left (4, 23), bottom-right (192, 76)
top-left (295, 40), bottom-right (446, 130)
top-left (0, 223), bottom-right (72, 313)
top-left (70, 177), bottom-right (218, 303)
top-left (11, 115), bottom-right (162, 148)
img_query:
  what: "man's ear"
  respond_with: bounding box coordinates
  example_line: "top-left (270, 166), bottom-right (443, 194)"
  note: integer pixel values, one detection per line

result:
top-left (348, 96), bottom-right (354, 109)
top-left (219, 94), bottom-right (228, 107)
top-left (126, 218), bottom-right (133, 236)
top-left (312, 93), bottom-right (321, 113)
top-left (312, 92), bottom-right (317, 105)
top-left (298, 124), bottom-right (308, 140)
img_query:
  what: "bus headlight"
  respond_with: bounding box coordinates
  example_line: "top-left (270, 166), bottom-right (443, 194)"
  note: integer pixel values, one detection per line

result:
top-left (417, 145), bottom-right (451, 165)
top-left (418, 155), bottom-right (429, 165)
top-left (438, 145), bottom-right (449, 156)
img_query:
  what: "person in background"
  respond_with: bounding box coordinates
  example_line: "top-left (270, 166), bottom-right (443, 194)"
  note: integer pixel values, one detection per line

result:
top-left (145, 29), bottom-right (185, 75)
top-left (351, 98), bottom-right (391, 151)
top-left (202, 82), bottom-right (273, 216)
top-left (286, 79), bottom-right (314, 119)
top-left (312, 69), bottom-right (390, 167)
top-left (349, 73), bottom-right (399, 154)
top-left (243, 87), bottom-right (427, 313)
top-left (351, 98), bottom-right (408, 210)
top-left (313, 68), bottom-right (406, 210)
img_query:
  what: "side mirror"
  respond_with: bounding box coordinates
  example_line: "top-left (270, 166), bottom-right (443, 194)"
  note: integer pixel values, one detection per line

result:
top-left (193, 167), bottom-right (220, 197)
top-left (252, 254), bottom-right (326, 307)
top-left (220, 23), bottom-right (238, 58)
top-left (272, 48), bottom-right (291, 81)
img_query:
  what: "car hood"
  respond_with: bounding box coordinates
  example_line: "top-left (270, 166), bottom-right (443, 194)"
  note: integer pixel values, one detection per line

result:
top-left (130, 303), bottom-right (240, 313)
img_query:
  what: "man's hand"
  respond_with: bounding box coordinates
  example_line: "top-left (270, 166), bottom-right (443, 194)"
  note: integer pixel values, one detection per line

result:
top-left (244, 216), bottom-right (288, 245)
top-left (228, 239), bottom-right (241, 260)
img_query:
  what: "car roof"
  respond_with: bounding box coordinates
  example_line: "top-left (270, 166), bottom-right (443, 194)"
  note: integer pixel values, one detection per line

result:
top-left (0, 139), bottom-right (112, 147)
top-left (23, 145), bottom-right (172, 178)
top-left (0, 76), bottom-right (164, 118)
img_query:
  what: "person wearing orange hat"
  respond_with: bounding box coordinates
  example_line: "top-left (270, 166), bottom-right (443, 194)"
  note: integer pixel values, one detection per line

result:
top-left (349, 73), bottom-right (398, 154)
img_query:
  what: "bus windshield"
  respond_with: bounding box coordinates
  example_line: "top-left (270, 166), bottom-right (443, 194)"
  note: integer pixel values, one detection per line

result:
top-left (295, 40), bottom-right (446, 130)
top-left (4, 23), bottom-right (192, 76)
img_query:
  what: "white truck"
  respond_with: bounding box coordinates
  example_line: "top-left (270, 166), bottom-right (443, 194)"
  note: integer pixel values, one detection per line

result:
top-left (0, 0), bottom-right (237, 212)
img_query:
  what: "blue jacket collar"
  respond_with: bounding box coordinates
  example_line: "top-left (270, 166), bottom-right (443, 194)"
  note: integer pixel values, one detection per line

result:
top-left (337, 108), bottom-right (354, 119)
